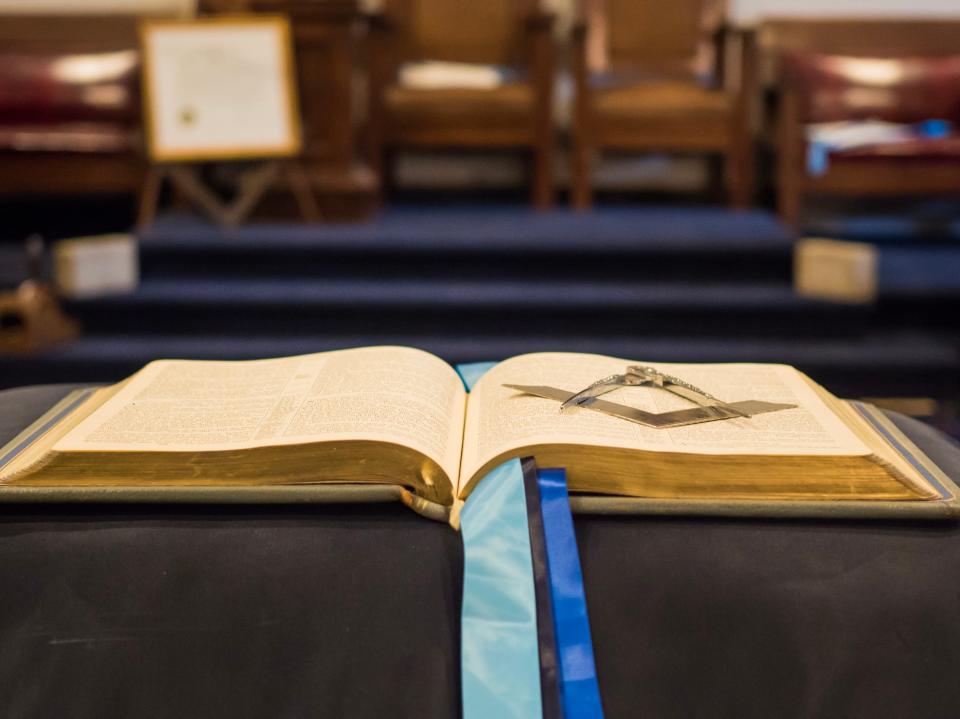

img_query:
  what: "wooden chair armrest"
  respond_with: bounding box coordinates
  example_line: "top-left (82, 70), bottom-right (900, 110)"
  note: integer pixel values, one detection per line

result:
top-left (362, 10), bottom-right (395, 34)
top-left (777, 84), bottom-right (808, 182)
top-left (525, 10), bottom-right (556, 32)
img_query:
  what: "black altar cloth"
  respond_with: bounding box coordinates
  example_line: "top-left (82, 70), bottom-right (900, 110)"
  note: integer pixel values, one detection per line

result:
top-left (1, 385), bottom-right (959, 718)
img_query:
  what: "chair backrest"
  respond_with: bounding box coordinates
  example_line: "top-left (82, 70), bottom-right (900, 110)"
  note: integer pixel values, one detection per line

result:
top-left (783, 51), bottom-right (960, 124)
top-left (583, 0), bottom-right (725, 79)
top-left (383, 0), bottom-right (541, 66)
top-left (760, 20), bottom-right (960, 60)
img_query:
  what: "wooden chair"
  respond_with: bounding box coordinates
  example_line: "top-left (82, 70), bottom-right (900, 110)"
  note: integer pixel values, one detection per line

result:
top-left (367, 0), bottom-right (555, 208)
top-left (571, 0), bottom-right (754, 209)
top-left (761, 20), bottom-right (960, 226)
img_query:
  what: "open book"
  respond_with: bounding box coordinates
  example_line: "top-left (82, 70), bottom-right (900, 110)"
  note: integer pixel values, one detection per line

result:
top-left (0, 346), bottom-right (955, 519)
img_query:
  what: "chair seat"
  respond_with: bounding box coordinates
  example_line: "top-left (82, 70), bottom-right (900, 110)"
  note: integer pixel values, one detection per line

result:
top-left (384, 83), bottom-right (535, 133)
top-left (831, 135), bottom-right (960, 161)
top-left (593, 81), bottom-right (733, 122)
top-left (0, 123), bottom-right (138, 153)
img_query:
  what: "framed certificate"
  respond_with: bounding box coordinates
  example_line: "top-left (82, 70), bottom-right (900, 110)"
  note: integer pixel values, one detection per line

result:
top-left (140, 15), bottom-right (302, 162)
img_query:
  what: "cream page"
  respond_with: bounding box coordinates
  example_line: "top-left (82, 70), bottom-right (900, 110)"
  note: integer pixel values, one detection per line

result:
top-left (461, 353), bottom-right (870, 489)
top-left (55, 347), bottom-right (467, 482)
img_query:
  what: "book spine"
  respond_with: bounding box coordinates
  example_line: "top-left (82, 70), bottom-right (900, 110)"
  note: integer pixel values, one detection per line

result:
top-left (400, 488), bottom-right (452, 523)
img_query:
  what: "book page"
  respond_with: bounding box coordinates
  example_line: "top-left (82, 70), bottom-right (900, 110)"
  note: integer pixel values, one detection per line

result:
top-left (461, 353), bottom-right (870, 492)
top-left (55, 347), bottom-right (467, 483)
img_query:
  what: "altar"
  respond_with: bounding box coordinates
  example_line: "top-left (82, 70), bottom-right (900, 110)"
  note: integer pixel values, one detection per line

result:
top-left (1, 383), bottom-right (959, 717)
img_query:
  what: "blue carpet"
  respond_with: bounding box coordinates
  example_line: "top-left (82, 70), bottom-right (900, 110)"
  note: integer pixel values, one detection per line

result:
top-left (64, 277), bottom-right (872, 340)
top-left (803, 198), bottom-right (960, 243)
top-left (805, 215), bottom-right (960, 244)
top-left (70, 279), bottom-right (823, 310)
top-left (137, 207), bottom-right (795, 284)
top-left (141, 206), bottom-right (794, 253)
top-left (1, 205), bottom-right (957, 399)
top-left (879, 247), bottom-right (960, 296)
top-left (20, 333), bottom-right (956, 368)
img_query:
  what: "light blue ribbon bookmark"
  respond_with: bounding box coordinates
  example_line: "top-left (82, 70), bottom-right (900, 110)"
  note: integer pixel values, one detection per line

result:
top-left (460, 458), bottom-right (543, 719)
top-left (456, 361), bottom-right (497, 391)
top-left (459, 361), bottom-right (543, 718)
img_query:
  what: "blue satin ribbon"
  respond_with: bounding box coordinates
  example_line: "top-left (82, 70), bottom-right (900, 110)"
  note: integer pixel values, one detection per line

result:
top-left (460, 458), bottom-right (543, 719)
top-left (457, 361), bottom-right (604, 719)
top-left (456, 361), bottom-right (498, 390)
top-left (538, 468), bottom-right (605, 718)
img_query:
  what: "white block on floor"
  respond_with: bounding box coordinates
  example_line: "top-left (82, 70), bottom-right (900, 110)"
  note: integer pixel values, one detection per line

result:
top-left (53, 233), bottom-right (139, 299)
top-left (794, 237), bottom-right (878, 304)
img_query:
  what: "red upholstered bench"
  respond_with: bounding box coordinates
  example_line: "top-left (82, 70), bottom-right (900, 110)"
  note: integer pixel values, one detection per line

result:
top-left (775, 50), bottom-right (960, 224)
top-left (0, 15), bottom-right (145, 197)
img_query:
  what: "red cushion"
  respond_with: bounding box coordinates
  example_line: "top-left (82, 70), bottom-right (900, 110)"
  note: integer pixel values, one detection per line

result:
top-left (0, 50), bottom-right (140, 126)
top-left (784, 51), bottom-right (960, 124)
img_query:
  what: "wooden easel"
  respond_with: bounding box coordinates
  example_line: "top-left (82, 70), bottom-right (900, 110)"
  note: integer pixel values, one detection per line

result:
top-left (136, 16), bottom-right (321, 228)
top-left (137, 159), bottom-right (320, 228)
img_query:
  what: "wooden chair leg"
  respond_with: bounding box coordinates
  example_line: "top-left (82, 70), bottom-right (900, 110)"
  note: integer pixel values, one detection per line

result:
top-left (136, 167), bottom-right (163, 229)
top-left (777, 90), bottom-right (803, 227)
top-left (531, 142), bottom-right (554, 210)
top-left (366, 120), bottom-right (388, 206)
top-left (706, 155), bottom-right (725, 204)
top-left (778, 179), bottom-right (801, 228)
top-left (776, 140), bottom-right (802, 227)
top-left (728, 150), bottom-right (752, 210)
top-left (571, 137), bottom-right (593, 211)
top-left (378, 146), bottom-right (398, 204)
top-left (730, 27), bottom-right (756, 211)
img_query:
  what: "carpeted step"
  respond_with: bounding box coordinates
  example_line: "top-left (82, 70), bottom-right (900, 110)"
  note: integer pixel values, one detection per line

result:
top-left (1, 332), bottom-right (956, 398)
top-left (63, 278), bottom-right (876, 337)
top-left (804, 210), bottom-right (960, 244)
top-left (6, 206), bottom-right (953, 400)
top-left (876, 246), bottom-right (960, 297)
top-left (798, 239), bottom-right (960, 301)
top-left (142, 207), bottom-right (794, 252)
top-left (139, 208), bottom-right (795, 282)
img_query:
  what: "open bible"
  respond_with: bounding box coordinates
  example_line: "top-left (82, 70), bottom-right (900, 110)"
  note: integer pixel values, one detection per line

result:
top-left (0, 346), bottom-right (956, 519)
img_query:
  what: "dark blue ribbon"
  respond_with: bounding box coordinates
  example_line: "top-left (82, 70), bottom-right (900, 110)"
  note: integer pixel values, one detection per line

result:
top-left (538, 468), bottom-right (605, 718)
top-left (522, 457), bottom-right (563, 719)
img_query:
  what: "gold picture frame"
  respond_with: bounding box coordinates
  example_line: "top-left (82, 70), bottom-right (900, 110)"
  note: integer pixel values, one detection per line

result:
top-left (139, 15), bottom-right (302, 163)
